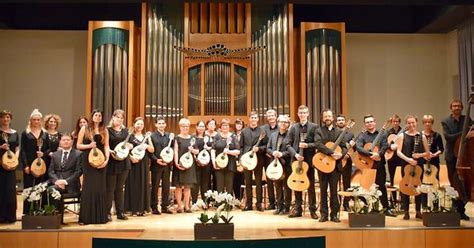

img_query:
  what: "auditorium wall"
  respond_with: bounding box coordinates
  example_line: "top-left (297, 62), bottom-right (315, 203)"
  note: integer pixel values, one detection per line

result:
top-left (0, 30), bottom-right (459, 143)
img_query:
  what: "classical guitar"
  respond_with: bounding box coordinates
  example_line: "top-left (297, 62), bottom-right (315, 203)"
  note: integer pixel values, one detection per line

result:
top-left (313, 120), bottom-right (354, 173)
top-left (399, 134), bottom-right (423, 196)
top-left (240, 131), bottom-right (266, 171)
top-left (196, 136), bottom-right (211, 166)
top-left (384, 126), bottom-right (405, 161)
top-left (31, 137), bottom-right (46, 177)
top-left (287, 133), bottom-right (310, 192)
top-left (215, 136), bottom-right (232, 169)
top-left (87, 130), bottom-right (106, 168)
top-left (179, 137), bottom-right (196, 169)
top-left (1, 132), bottom-right (18, 171)
top-left (352, 119), bottom-right (391, 170)
top-left (159, 133), bottom-right (175, 164)
top-left (422, 134), bottom-right (439, 188)
top-left (110, 130), bottom-right (133, 161)
top-left (343, 128), bottom-right (364, 168)
top-left (129, 132), bottom-right (152, 161)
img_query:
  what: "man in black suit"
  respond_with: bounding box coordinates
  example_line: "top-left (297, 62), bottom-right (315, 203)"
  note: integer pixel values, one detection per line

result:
top-left (48, 133), bottom-right (82, 219)
top-left (285, 105), bottom-right (319, 219)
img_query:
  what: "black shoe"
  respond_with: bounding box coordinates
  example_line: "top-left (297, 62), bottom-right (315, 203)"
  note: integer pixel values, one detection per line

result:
top-left (184, 208), bottom-right (192, 213)
top-left (267, 203), bottom-right (276, 210)
top-left (384, 209), bottom-right (397, 217)
top-left (319, 215), bottom-right (328, 222)
top-left (460, 213), bottom-right (470, 221)
top-left (330, 216), bottom-right (340, 223)
top-left (280, 207), bottom-right (290, 215)
top-left (107, 214), bottom-right (112, 222)
top-left (343, 205), bottom-right (351, 212)
top-left (310, 211), bottom-right (319, 220)
top-left (403, 212), bottom-right (410, 220)
top-left (117, 213), bottom-right (128, 220)
top-left (137, 212), bottom-right (145, 216)
top-left (288, 209), bottom-right (302, 218)
top-left (273, 207), bottom-right (282, 215)
top-left (152, 209), bottom-right (161, 215)
top-left (162, 208), bottom-right (173, 214)
top-left (256, 204), bottom-right (264, 212)
top-left (415, 211), bottom-right (422, 219)
top-left (243, 205), bottom-right (253, 211)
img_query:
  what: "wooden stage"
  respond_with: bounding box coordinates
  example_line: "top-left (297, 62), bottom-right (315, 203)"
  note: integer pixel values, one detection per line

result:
top-left (1, 202), bottom-right (474, 248)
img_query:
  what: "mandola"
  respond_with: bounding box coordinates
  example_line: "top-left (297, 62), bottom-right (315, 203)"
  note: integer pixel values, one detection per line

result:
top-left (129, 132), bottom-right (152, 162)
top-left (215, 136), bottom-right (232, 169)
top-left (179, 137), bottom-right (196, 169)
top-left (196, 136), bottom-right (211, 166)
top-left (1, 132), bottom-right (18, 171)
top-left (31, 137), bottom-right (46, 177)
top-left (240, 131), bottom-right (266, 171)
top-left (110, 130), bottom-right (133, 161)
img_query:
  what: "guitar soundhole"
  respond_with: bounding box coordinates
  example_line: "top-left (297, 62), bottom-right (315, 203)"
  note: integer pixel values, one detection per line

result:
top-left (249, 155), bottom-right (253, 159)
top-left (410, 170), bottom-right (415, 177)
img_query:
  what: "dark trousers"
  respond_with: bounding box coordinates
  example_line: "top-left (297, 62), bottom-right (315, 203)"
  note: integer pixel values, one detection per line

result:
top-left (388, 157), bottom-right (401, 204)
top-left (400, 164), bottom-right (422, 212)
top-left (215, 169), bottom-right (234, 193)
top-left (375, 161), bottom-right (389, 209)
top-left (446, 159), bottom-right (467, 214)
top-left (341, 159), bottom-right (352, 207)
top-left (106, 170), bottom-right (129, 215)
top-left (318, 169), bottom-right (340, 218)
top-left (233, 171), bottom-right (244, 200)
top-left (150, 164), bottom-right (171, 210)
top-left (294, 158), bottom-right (317, 212)
top-left (243, 163), bottom-right (263, 207)
top-left (274, 163), bottom-right (292, 209)
top-left (192, 165), bottom-right (211, 203)
top-left (264, 157), bottom-right (276, 205)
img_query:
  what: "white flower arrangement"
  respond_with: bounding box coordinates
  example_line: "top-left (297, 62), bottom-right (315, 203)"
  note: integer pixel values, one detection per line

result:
top-left (416, 184), bottom-right (459, 213)
top-left (22, 182), bottom-right (62, 216)
top-left (192, 190), bottom-right (241, 224)
top-left (347, 184), bottom-right (383, 214)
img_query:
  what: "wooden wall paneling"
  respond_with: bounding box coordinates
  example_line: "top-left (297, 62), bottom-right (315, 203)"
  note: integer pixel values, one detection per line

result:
top-left (278, 229), bottom-right (363, 248)
top-left (139, 2), bottom-right (147, 118)
top-left (200, 63), bottom-right (205, 117)
top-left (288, 4), bottom-right (297, 119)
top-left (58, 231), bottom-right (144, 248)
top-left (425, 229), bottom-right (474, 248)
top-left (362, 230), bottom-right (425, 248)
top-left (227, 3), bottom-right (236, 33)
top-left (209, 3), bottom-right (218, 33)
top-left (200, 3), bottom-right (208, 33)
top-left (340, 23), bottom-right (347, 115)
top-left (218, 3), bottom-right (227, 33)
top-left (237, 3), bottom-right (244, 33)
top-left (299, 23), bottom-right (307, 109)
top-left (190, 3), bottom-right (199, 34)
top-left (184, 3), bottom-right (189, 46)
top-left (230, 63), bottom-right (235, 115)
top-left (86, 21), bottom-right (94, 119)
top-left (0, 232), bottom-right (59, 248)
top-left (127, 21), bottom-right (135, 126)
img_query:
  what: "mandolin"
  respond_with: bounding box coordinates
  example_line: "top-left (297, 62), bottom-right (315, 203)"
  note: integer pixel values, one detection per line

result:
top-left (87, 130), bottom-right (106, 168)
top-left (31, 137), bottom-right (46, 177)
top-left (215, 136), bottom-right (232, 169)
top-left (196, 136), bottom-right (211, 166)
top-left (160, 133), bottom-right (175, 164)
top-left (110, 130), bottom-right (133, 161)
top-left (240, 131), bottom-right (266, 171)
top-left (1, 132), bottom-right (18, 171)
top-left (313, 120), bottom-right (354, 173)
top-left (287, 133), bottom-right (310, 192)
top-left (129, 132), bottom-right (152, 161)
top-left (422, 134), bottom-right (439, 188)
top-left (179, 137), bottom-right (196, 169)
top-left (352, 119), bottom-right (391, 170)
top-left (266, 157), bottom-right (284, 181)
top-left (399, 134), bottom-right (423, 196)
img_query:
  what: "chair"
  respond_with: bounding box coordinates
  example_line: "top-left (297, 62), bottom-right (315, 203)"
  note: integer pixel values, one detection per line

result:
top-left (61, 192), bottom-right (81, 223)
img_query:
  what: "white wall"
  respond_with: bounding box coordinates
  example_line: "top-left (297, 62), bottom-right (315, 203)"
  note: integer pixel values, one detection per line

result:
top-left (0, 30), bottom-right (87, 132)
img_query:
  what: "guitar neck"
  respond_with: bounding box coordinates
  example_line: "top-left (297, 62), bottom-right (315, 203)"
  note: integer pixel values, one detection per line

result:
top-left (370, 128), bottom-right (385, 150)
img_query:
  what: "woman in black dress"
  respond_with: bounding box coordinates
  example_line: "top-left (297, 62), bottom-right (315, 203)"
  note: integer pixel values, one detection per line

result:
top-left (205, 119), bottom-right (218, 190)
top-left (20, 109), bottom-right (49, 215)
top-left (77, 109), bottom-right (109, 224)
top-left (211, 119), bottom-right (240, 193)
top-left (106, 109), bottom-right (132, 220)
top-left (71, 116), bottom-right (88, 148)
top-left (233, 118), bottom-right (245, 199)
top-left (124, 117), bottom-right (154, 216)
top-left (191, 120), bottom-right (210, 203)
top-left (44, 114), bottom-right (62, 181)
top-left (174, 118), bottom-right (198, 213)
top-left (0, 110), bottom-right (19, 223)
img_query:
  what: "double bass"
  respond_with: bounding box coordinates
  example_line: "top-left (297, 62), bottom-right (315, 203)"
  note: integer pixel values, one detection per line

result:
top-left (455, 92), bottom-right (474, 201)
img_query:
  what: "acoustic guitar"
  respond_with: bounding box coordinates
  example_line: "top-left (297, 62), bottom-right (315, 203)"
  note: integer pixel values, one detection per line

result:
top-left (196, 136), bottom-right (211, 166)
top-left (215, 137), bottom-right (232, 169)
top-left (399, 134), bottom-right (423, 196)
top-left (287, 133), bottom-right (310, 192)
top-left (179, 137), bottom-right (196, 169)
top-left (31, 137), bottom-right (46, 177)
top-left (110, 131), bottom-right (133, 161)
top-left (342, 128), bottom-right (364, 168)
top-left (352, 119), bottom-right (391, 170)
top-left (240, 131), bottom-right (266, 171)
top-left (384, 127), bottom-right (405, 161)
top-left (1, 132), bottom-right (18, 171)
top-left (422, 134), bottom-right (439, 188)
top-left (313, 120), bottom-right (354, 173)
top-left (160, 133), bottom-right (175, 164)
top-left (129, 132), bottom-right (152, 161)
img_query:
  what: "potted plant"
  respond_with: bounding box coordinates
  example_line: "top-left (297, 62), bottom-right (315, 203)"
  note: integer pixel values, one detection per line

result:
top-left (347, 184), bottom-right (385, 227)
top-left (418, 184), bottom-right (460, 227)
top-left (21, 182), bottom-right (62, 229)
top-left (192, 190), bottom-right (240, 240)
